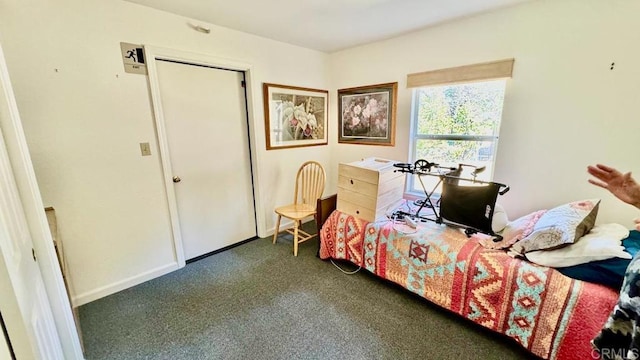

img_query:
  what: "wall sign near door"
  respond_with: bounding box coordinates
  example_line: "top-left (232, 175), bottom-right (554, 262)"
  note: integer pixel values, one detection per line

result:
top-left (120, 42), bottom-right (147, 75)
top-left (263, 83), bottom-right (329, 150)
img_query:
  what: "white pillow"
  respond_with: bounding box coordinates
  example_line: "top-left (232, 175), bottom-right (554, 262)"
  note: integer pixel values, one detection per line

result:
top-left (492, 203), bottom-right (508, 233)
top-left (525, 223), bottom-right (630, 268)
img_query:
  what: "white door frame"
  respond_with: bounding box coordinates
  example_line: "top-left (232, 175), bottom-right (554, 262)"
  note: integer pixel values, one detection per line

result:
top-left (145, 46), bottom-right (263, 266)
top-left (0, 43), bottom-right (83, 359)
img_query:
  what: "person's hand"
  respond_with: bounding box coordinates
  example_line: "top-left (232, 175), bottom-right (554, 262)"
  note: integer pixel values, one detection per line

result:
top-left (587, 164), bottom-right (640, 209)
top-left (635, 218), bottom-right (640, 231)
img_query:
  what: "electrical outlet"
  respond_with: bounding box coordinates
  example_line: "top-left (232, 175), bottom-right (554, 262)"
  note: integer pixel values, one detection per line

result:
top-left (139, 142), bottom-right (151, 156)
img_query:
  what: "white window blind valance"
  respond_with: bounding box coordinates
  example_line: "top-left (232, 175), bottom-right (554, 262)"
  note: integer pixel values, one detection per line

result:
top-left (406, 58), bottom-right (514, 88)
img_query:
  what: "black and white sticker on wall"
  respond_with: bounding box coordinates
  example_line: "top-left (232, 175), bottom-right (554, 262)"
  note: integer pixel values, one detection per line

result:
top-left (120, 42), bottom-right (147, 75)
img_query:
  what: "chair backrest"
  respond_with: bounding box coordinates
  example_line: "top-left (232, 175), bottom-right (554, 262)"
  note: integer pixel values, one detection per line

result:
top-left (294, 161), bottom-right (326, 206)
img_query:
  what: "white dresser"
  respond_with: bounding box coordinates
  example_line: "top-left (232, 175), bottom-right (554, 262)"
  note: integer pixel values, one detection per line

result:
top-left (337, 158), bottom-right (405, 222)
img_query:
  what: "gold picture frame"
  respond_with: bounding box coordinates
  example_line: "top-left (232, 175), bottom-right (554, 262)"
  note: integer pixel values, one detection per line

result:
top-left (263, 83), bottom-right (329, 150)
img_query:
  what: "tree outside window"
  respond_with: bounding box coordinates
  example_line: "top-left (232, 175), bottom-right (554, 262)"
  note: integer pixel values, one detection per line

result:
top-left (409, 79), bottom-right (506, 195)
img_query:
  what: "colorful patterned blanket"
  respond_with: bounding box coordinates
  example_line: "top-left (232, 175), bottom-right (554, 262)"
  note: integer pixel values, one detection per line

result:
top-left (319, 210), bottom-right (619, 360)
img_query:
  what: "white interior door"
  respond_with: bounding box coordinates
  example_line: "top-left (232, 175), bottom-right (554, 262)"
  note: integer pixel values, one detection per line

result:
top-left (0, 44), bottom-right (65, 359)
top-left (156, 60), bottom-right (257, 260)
top-left (0, 317), bottom-right (11, 360)
top-left (0, 126), bottom-right (64, 360)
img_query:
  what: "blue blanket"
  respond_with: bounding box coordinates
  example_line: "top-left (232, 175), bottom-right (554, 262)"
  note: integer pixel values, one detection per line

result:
top-left (558, 231), bottom-right (640, 289)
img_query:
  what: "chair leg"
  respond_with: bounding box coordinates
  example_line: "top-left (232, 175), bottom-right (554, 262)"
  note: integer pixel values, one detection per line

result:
top-left (273, 215), bottom-right (281, 244)
top-left (293, 220), bottom-right (300, 256)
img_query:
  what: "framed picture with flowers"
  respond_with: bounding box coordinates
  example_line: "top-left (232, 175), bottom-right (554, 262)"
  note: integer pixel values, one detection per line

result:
top-left (338, 82), bottom-right (397, 146)
top-left (263, 83), bottom-right (329, 150)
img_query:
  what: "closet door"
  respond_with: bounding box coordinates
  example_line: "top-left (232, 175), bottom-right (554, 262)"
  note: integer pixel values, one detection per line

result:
top-left (0, 42), bottom-right (66, 359)
top-left (156, 60), bottom-right (257, 260)
top-left (0, 318), bottom-right (11, 360)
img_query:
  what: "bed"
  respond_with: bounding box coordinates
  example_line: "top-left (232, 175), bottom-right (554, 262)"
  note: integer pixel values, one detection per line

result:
top-left (316, 195), bottom-right (619, 360)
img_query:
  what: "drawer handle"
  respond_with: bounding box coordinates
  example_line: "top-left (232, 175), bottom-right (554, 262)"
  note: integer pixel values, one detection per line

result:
top-left (350, 179), bottom-right (354, 185)
top-left (356, 210), bottom-right (360, 214)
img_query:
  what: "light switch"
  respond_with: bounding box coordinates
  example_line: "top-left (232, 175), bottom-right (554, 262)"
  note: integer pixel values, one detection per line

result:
top-left (140, 142), bottom-right (151, 156)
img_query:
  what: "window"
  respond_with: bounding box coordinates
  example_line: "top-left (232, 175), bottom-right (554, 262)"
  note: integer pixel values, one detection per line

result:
top-left (407, 79), bottom-right (507, 195)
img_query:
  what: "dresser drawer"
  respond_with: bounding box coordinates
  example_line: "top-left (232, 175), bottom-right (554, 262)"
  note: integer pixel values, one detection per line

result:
top-left (338, 163), bottom-right (378, 184)
top-left (336, 198), bottom-right (377, 221)
top-left (377, 176), bottom-right (405, 196)
top-left (337, 187), bottom-right (377, 210)
top-left (338, 175), bottom-right (378, 197)
top-left (376, 186), bottom-right (405, 210)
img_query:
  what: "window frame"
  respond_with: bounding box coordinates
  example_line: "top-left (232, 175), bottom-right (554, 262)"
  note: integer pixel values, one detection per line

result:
top-left (406, 81), bottom-right (505, 197)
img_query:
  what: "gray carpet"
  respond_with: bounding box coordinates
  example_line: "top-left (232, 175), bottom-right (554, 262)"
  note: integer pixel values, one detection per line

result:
top-left (79, 226), bottom-right (538, 360)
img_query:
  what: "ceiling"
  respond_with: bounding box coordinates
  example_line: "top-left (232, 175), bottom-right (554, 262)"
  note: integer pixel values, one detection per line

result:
top-left (125, 0), bottom-right (534, 53)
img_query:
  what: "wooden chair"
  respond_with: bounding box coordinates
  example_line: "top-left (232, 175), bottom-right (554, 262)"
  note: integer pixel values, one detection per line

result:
top-left (273, 161), bottom-right (326, 256)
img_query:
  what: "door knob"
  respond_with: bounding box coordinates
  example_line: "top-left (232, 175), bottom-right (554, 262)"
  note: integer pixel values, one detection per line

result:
top-left (173, 176), bottom-right (181, 183)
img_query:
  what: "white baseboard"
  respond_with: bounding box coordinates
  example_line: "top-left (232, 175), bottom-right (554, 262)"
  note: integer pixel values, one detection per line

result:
top-left (72, 262), bottom-right (180, 306)
top-left (73, 218), bottom-right (318, 306)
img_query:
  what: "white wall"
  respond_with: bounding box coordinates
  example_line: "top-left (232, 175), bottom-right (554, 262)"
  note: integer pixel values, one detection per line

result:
top-left (0, 0), bottom-right (331, 305)
top-left (328, 0), bottom-right (640, 228)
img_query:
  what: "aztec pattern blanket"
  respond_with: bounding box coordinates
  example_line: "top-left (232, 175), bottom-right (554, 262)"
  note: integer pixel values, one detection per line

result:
top-left (592, 253), bottom-right (640, 360)
top-left (319, 210), bottom-right (619, 360)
